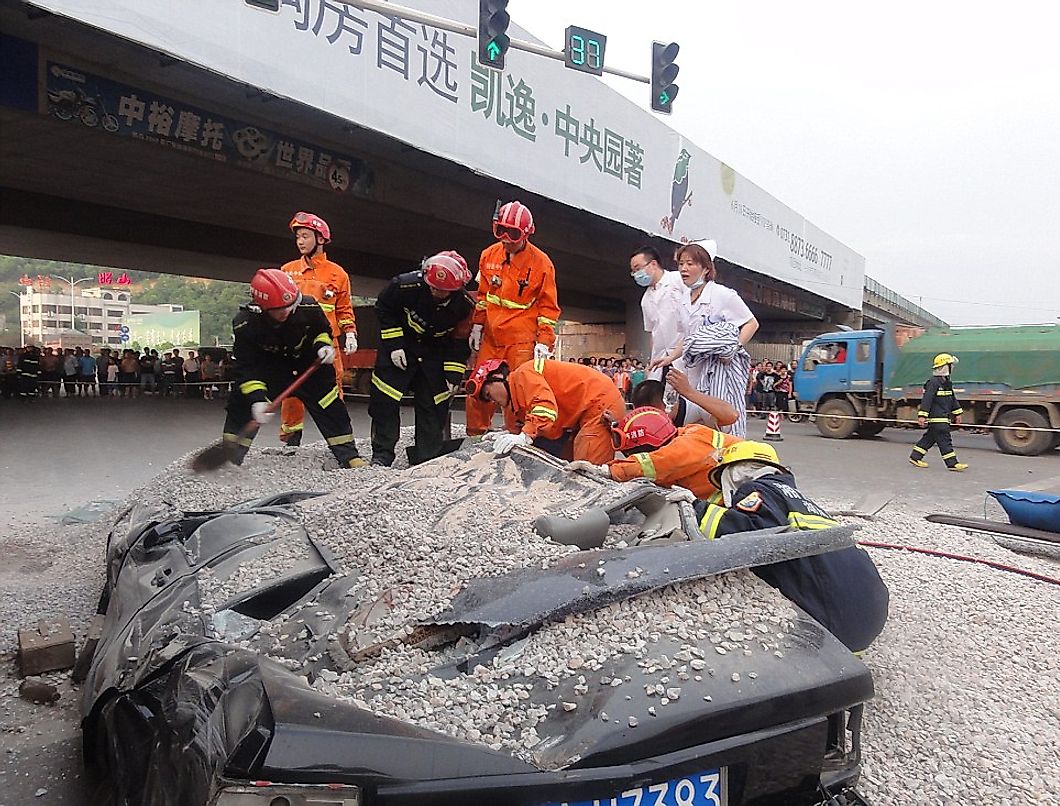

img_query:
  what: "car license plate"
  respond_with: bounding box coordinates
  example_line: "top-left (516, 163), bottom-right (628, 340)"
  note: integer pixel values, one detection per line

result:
top-left (544, 767), bottom-right (726, 806)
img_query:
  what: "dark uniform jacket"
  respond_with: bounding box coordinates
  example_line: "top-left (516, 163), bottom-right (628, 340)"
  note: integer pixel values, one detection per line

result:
top-left (230, 297), bottom-right (332, 405)
top-left (376, 270), bottom-right (474, 385)
top-left (696, 471), bottom-right (889, 653)
top-left (918, 376), bottom-right (964, 423)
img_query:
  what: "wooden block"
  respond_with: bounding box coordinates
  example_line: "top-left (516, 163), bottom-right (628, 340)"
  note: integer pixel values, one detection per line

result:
top-left (17, 618), bottom-right (76, 677)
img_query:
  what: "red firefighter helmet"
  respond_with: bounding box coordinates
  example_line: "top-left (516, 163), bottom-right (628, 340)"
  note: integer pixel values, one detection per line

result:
top-left (250, 268), bottom-right (301, 310)
top-left (423, 252), bottom-right (470, 292)
top-left (493, 201), bottom-right (535, 243)
top-left (288, 211), bottom-right (331, 243)
top-left (465, 358), bottom-right (509, 400)
top-left (612, 407), bottom-right (678, 454)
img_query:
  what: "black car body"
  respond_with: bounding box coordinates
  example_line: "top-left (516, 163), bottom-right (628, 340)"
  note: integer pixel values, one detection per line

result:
top-left (83, 467), bottom-right (873, 806)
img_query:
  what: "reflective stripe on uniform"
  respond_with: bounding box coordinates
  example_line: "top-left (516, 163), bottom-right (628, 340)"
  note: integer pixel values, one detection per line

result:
top-left (485, 292), bottom-right (535, 310)
top-left (314, 332), bottom-right (332, 346)
top-left (952, 408), bottom-right (964, 416)
top-left (240, 380), bottom-right (267, 396)
top-left (326, 433), bottom-right (355, 446)
top-left (381, 327), bottom-right (404, 340)
top-left (318, 385), bottom-right (340, 408)
top-left (537, 316), bottom-right (557, 327)
top-left (699, 503), bottom-right (726, 540)
top-left (338, 318), bottom-right (356, 328)
top-left (223, 432), bottom-right (254, 448)
top-left (533, 356), bottom-right (546, 373)
top-left (475, 299), bottom-right (487, 310)
top-left (912, 445), bottom-right (927, 454)
top-left (318, 302), bottom-right (336, 312)
top-left (917, 410), bottom-right (929, 417)
top-left (443, 361), bottom-right (466, 374)
top-left (634, 452), bottom-right (656, 481)
top-left (936, 390), bottom-right (953, 396)
top-left (405, 311), bottom-right (425, 334)
top-left (280, 422), bottom-right (304, 434)
top-left (787, 512), bottom-right (839, 531)
top-left (703, 490), bottom-right (723, 505)
top-left (941, 451), bottom-right (957, 460)
top-left (927, 417), bottom-right (951, 423)
top-left (434, 389), bottom-right (451, 405)
top-left (371, 372), bottom-right (403, 400)
top-left (711, 430), bottom-right (725, 450)
top-left (529, 405), bottom-right (558, 421)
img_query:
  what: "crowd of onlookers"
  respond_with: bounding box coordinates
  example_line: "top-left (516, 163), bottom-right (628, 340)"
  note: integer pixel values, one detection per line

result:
top-left (747, 359), bottom-right (797, 415)
top-left (1, 345), bottom-right (233, 400)
top-left (564, 355), bottom-right (648, 403)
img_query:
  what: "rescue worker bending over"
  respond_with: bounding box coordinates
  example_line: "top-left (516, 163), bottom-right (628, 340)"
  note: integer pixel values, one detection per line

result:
top-left (465, 357), bottom-right (626, 464)
top-left (566, 406), bottom-right (741, 503)
top-left (466, 201), bottom-right (561, 436)
top-left (224, 269), bottom-right (365, 469)
top-left (696, 442), bottom-right (888, 653)
top-left (909, 352), bottom-right (967, 471)
top-left (279, 211), bottom-right (358, 447)
top-left (369, 252), bottom-right (475, 466)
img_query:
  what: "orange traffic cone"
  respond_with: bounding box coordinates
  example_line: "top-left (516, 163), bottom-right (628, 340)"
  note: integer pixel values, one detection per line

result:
top-left (763, 410), bottom-right (784, 442)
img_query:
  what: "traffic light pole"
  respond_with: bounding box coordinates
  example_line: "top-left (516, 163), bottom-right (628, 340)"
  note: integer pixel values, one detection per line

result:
top-left (344, 0), bottom-right (650, 83)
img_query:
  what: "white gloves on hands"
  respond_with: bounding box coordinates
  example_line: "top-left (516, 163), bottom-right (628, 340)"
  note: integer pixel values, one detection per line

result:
top-left (251, 401), bottom-right (274, 425)
top-left (665, 485), bottom-right (696, 504)
top-left (566, 459), bottom-right (610, 477)
top-left (469, 324), bottom-right (483, 352)
top-left (343, 333), bottom-right (358, 353)
top-left (533, 342), bottom-right (551, 360)
top-left (391, 349), bottom-right (408, 370)
top-left (492, 431), bottom-right (532, 455)
top-left (317, 345), bottom-right (336, 365)
top-left (446, 381), bottom-right (460, 396)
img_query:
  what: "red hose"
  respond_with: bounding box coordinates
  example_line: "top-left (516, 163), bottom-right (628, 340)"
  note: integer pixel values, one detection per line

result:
top-left (858, 540), bottom-right (1060, 586)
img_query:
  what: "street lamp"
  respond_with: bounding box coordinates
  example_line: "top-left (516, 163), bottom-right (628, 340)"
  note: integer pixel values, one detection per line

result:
top-left (50, 275), bottom-right (95, 340)
top-left (5, 289), bottom-right (26, 347)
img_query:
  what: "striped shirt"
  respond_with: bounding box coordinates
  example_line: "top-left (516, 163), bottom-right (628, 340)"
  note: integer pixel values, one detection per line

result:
top-left (681, 321), bottom-right (751, 438)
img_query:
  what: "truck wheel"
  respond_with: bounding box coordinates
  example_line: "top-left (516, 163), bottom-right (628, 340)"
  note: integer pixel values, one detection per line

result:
top-left (993, 408), bottom-right (1053, 456)
top-left (816, 399), bottom-right (858, 439)
top-left (855, 421), bottom-right (887, 438)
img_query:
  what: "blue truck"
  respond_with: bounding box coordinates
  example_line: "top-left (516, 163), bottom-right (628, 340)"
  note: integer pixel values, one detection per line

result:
top-left (792, 323), bottom-right (1060, 456)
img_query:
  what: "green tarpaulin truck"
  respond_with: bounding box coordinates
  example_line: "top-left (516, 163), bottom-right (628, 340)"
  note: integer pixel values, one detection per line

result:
top-left (792, 323), bottom-right (1060, 455)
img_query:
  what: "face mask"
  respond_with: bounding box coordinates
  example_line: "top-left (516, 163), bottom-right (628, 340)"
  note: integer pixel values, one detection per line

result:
top-left (632, 270), bottom-right (652, 287)
top-left (689, 276), bottom-right (706, 290)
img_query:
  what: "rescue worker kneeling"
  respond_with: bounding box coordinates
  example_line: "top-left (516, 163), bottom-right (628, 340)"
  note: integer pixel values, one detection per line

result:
top-left (566, 406), bottom-right (741, 502)
top-left (223, 269), bottom-right (366, 469)
top-left (465, 357), bottom-right (626, 464)
top-left (696, 441), bottom-right (889, 653)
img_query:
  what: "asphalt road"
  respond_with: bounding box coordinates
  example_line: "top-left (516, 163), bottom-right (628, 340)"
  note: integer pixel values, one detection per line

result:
top-left (0, 396), bottom-right (1057, 805)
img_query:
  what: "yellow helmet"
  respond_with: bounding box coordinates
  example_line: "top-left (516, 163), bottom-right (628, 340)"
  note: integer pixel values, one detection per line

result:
top-left (707, 440), bottom-right (788, 488)
top-left (932, 353), bottom-right (958, 369)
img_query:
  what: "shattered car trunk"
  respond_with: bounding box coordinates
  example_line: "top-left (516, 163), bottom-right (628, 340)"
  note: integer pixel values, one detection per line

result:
top-left (83, 451), bottom-right (874, 806)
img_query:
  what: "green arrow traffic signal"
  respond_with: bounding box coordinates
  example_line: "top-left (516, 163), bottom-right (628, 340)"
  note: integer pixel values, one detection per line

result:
top-left (651, 41), bottom-right (680, 114)
top-left (486, 39), bottom-right (501, 60)
top-left (478, 0), bottom-right (511, 69)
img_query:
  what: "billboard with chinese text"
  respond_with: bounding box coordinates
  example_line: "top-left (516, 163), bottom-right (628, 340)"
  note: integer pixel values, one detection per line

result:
top-left (28, 0), bottom-right (864, 308)
top-left (126, 310), bottom-right (201, 348)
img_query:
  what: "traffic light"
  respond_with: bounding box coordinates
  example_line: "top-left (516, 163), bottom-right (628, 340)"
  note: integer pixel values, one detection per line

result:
top-left (243, 0), bottom-right (279, 10)
top-left (651, 41), bottom-right (680, 114)
top-left (478, 0), bottom-right (511, 70)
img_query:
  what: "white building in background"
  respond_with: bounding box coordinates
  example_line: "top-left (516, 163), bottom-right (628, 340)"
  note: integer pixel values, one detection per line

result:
top-left (18, 286), bottom-right (186, 348)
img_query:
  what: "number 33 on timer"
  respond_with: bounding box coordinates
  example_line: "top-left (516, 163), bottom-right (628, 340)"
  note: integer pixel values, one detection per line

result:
top-left (564, 25), bottom-right (607, 75)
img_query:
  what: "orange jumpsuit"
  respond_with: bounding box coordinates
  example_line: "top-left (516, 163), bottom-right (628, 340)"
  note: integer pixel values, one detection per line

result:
top-left (279, 252), bottom-right (357, 443)
top-left (608, 424), bottom-right (742, 500)
top-left (504, 359), bottom-right (626, 464)
top-left (466, 240), bottom-right (561, 435)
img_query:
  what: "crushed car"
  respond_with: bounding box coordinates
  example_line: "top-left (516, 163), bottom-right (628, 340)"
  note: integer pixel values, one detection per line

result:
top-left (82, 448), bottom-right (874, 806)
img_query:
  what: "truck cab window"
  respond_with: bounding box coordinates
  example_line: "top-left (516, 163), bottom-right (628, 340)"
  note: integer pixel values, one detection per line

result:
top-left (855, 341), bottom-right (871, 362)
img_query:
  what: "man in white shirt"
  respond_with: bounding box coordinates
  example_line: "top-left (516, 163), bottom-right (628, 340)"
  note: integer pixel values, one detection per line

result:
top-left (629, 246), bottom-right (688, 381)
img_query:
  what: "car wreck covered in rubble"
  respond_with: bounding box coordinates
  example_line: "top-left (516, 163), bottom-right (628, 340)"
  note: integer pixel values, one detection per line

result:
top-left (82, 448), bottom-right (874, 806)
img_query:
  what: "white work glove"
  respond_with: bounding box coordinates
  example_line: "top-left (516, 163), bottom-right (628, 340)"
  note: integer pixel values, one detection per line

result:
top-left (665, 485), bottom-right (696, 504)
top-left (317, 345), bottom-right (336, 365)
top-left (469, 324), bottom-right (483, 352)
top-left (492, 431), bottom-right (532, 455)
top-left (390, 349), bottom-right (408, 370)
top-left (250, 401), bottom-right (273, 425)
top-left (565, 459), bottom-right (610, 478)
top-left (343, 333), bottom-right (358, 353)
top-left (446, 381), bottom-right (460, 396)
top-left (533, 342), bottom-right (551, 360)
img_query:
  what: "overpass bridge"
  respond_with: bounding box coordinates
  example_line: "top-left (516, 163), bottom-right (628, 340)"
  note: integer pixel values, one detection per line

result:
top-left (2, 0), bottom-right (876, 353)
top-left (862, 276), bottom-right (946, 329)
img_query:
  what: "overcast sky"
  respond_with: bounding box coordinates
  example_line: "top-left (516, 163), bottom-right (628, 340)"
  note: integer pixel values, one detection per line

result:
top-left (514, 1), bottom-right (1060, 325)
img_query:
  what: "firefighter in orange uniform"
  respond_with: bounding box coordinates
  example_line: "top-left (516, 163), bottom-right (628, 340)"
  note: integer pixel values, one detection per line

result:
top-left (565, 407), bottom-right (742, 503)
top-left (465, 201), bottom-right (561, 436)
top-left (465, 357), bottom-right (625, 464)
top-left (278, 211), bottom-right (358, 446)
